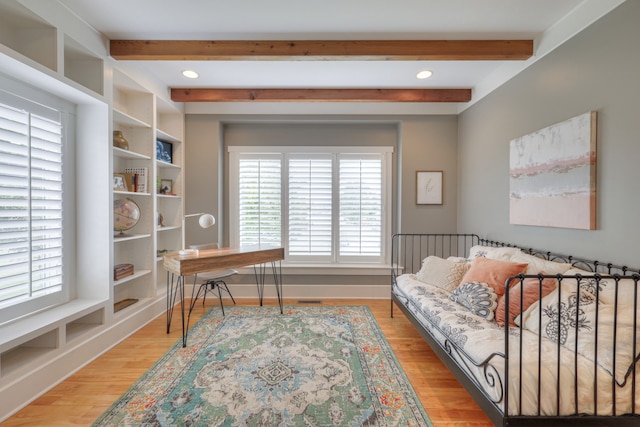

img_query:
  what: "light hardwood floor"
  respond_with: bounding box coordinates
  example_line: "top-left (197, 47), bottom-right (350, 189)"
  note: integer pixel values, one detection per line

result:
top-left (1, 299), bottom-right (493, 426)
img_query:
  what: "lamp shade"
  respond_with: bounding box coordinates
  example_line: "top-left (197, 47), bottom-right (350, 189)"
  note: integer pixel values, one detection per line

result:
top-left (198, 213), bottom-right (215, 228)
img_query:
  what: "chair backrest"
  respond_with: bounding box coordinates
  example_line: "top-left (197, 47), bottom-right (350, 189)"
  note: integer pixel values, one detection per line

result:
top-left (189, 243), bottom-right (219, 250)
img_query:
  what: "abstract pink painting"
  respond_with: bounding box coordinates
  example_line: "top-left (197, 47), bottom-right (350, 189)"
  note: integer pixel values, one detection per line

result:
top-left (509, 111), bottom-right (597, 229)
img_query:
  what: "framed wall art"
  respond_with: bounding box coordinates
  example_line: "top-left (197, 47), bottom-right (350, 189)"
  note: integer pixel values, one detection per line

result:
top-left (156, 139), bottom-right (173, 164)
top-left (416, 171), bottom-right (443, 205)
top-left (113, 173), bottom-right (128, 191)
top-left (509, 111), bottom-right (597, 230)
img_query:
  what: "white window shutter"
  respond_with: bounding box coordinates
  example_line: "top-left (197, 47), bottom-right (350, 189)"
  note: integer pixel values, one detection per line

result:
top-left (288, 157), bottom-right (332, 258)
top-left (238, 158), bottom-right (282, 247)
top-left (339, 157), bottom-right (383, 258)
top-left (0, 102), bottom-right (63, 308)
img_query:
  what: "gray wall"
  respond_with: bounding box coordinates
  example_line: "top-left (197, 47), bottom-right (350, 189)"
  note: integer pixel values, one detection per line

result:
top-left (399, 116), bottom-right (458, 234)
top-left (457, 1), bottom-right (640, 266)
top-left (184, 115), bottom-right (458, 296)
top-left (185, 115), bottom-right (459, 248)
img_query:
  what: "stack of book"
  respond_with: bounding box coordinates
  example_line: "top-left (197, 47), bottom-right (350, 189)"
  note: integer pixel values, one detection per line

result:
top-left (114, 263), bottom-right (134, 281)
top-left (123, 167), bottom-right (148, 193)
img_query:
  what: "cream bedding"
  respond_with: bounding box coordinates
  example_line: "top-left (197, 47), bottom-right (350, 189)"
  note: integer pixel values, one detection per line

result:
top-left (394, 273), bottom-right (640, 416)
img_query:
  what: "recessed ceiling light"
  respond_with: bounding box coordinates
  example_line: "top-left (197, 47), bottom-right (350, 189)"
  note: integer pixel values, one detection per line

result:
top-left (416, 70), bottom-right (433, 79)
top-left (182, 70), bottom-right (199, 79)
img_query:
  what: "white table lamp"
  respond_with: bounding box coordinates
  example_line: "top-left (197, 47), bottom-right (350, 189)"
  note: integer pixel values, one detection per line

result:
top-left (179, 212), bottom-right (215, 256)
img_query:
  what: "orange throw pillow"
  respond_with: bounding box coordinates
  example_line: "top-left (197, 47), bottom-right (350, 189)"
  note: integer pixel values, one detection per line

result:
top-left (459, 256), bottom-right (528, 296)
top-left (495, 275), bottom-right (558, 327)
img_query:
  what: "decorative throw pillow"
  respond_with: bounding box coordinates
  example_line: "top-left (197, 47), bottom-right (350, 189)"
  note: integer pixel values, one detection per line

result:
top-left (563, 268), bottom-right (640, 308)
top-left (510, 252), bottom-right (572, 275)
top-left (449, 281), bottom-right (498, 320)
top-left (416, 256), bottom-right (470, 293)
top-left (518, 279), bottom-right (640, 386)
top-left (459, 256), bottom-right (529, 296)
top-left (495, 274), bottom-right (557, 327)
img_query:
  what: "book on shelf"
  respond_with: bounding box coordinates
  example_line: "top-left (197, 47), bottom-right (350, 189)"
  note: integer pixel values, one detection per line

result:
top-left (123, 172), bottom-right (135, 192)
top-left (124, 167), bottom-right (148, 193)
top-left (114, 263), bottom-right (134, 280)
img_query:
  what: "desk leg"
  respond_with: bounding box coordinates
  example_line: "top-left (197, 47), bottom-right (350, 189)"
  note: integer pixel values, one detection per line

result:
top-left (166, 272), bottom-right (190, 347)
top-left (253, 261), bottom-right (283, 314)
top-left (166, 271), bottom-right (178, 334)
top-left (183, 274), bottom-right (201, 347)
top-left (254, 264), bottom-right (266, 306)
top-left (272, 260), bottom-right (283, 314)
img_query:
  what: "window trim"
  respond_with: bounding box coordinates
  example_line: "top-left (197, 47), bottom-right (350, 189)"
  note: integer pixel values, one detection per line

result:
top-left (228, 145), bottom-right (393, 266)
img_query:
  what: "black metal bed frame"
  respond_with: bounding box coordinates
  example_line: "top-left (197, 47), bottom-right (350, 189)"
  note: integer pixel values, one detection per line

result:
top-left (390, 233), bottom-right (640, 427)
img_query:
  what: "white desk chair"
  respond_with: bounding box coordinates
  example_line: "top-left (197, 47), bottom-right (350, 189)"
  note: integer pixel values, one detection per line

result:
top-left (187, 243), bottom-right (237, 316)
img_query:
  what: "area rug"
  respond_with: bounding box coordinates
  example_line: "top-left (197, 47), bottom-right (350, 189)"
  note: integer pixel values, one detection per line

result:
top-left (93, 305), bottom-right (432, 426)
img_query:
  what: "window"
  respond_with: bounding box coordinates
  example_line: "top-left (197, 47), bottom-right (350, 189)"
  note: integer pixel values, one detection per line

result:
top-left (229, 146), bottom-right (392, 265)
top-left (0, 87), bottom-right (71, 323)
top-left (238, 156), bottom-right (281, 247)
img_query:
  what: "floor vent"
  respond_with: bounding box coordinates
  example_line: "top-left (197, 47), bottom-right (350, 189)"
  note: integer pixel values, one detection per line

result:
top-left (297, 300), bottom-right (323, 304)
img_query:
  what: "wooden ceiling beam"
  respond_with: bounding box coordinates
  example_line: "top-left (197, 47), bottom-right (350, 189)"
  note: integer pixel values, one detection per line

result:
top-left (111, 39), bottom-right (533, 61)
top-left (170, 88), bottom-right (472, 103)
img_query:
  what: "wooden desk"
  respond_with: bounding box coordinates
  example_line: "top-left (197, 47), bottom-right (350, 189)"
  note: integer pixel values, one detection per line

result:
top-left (163, 245), bottom-right (284, 346)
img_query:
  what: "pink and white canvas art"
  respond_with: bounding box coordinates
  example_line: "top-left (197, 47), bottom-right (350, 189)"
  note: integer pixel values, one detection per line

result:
top-left (509, 111), bottom-right (597, 230)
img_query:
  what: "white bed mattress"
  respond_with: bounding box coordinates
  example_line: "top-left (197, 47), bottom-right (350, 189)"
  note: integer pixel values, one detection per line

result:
top-left (394, 273), bottom-right (640, 416)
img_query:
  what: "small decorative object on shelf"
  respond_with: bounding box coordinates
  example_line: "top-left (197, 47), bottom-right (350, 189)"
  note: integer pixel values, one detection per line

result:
top-left (114, 263), bottom-right (134, 280)
top-left (113, 173), bottom-right (127, 190)
top-left (159, 179), bottom-right (174, 195)
top-left (156, 211), bottom-right (164, 227)
top-left (113, 130), bottom-right (129, 150)
top-left (114, 198), bottom-right (141, 235)
top-left (156, 139), bottom-right (173, 163)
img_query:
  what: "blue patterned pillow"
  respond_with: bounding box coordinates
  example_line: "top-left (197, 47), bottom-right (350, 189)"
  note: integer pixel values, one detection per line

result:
top-left (449, 281), bottom-right (499, 320)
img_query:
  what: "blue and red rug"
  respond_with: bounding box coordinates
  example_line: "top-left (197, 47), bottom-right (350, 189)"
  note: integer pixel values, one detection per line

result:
top-left (94, 305), bottom-right (432, 426)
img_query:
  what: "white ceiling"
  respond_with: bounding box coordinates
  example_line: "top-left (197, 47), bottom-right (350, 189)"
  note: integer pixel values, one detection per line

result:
top-left (57, 0), bottom-right (624, 108)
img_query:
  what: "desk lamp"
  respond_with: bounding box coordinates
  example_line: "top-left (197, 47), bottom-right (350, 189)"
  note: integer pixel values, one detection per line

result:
top-left (179, 213), bottom-right (215, 256)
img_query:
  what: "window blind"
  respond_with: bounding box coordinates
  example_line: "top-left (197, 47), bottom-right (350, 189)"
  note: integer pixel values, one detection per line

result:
top-left (288, 157), bottom-right (332, 257)
top-left (339, 157), bottom-right (382, 257)
top-left (0, 101), bottom-right (63, 309)
top-left (238, 158), bottom-right (282, 247)
top-left (230, 146), bottom-right (391, 265)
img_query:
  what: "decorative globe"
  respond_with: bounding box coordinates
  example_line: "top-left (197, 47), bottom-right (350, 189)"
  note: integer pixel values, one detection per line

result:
top-left (114, 198), bottom-right (141, 233)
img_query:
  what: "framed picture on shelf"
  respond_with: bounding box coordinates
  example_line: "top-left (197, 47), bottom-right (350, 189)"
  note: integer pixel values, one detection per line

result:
top-left (156, 139), bottom-right (173, 164)
top-left (159, 179), bottom-right (173, 195)
top-left (113, 173), bottom-right (128, 191)
top-left (416, 171), bottom-right (443, 205)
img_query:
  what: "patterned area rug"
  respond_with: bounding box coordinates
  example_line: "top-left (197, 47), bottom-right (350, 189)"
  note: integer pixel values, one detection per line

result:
top-left (94, 305), bottom-right (432, 426)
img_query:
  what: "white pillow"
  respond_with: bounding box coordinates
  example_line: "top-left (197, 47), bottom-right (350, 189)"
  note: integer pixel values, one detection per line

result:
top-left (510, 252), bottom-right (572, 275)
top-left (416, 256), bottom-right (470, 293)
top-left (468, 245), bottom-right (522, 261)
top-left (519, 279), bottom-right (639, 386)
top-left (562, 269), bottom-right (639, 308)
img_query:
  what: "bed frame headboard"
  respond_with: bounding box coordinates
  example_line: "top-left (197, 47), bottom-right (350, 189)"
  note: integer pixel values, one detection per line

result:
top-left (479, 238), bottom-right (640, 276)
top-left (391, 233), bottom-right (640, 278)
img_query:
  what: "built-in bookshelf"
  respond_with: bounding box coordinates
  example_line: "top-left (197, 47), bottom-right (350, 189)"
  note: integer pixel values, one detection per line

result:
top-left (0, 2), bottom-right (183, 420)
top-left (0, 1), bottom-right (110, 411)
top-left (155, 99), bottom-right (185, 293)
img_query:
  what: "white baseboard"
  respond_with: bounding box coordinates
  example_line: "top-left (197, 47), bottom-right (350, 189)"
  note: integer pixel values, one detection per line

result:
top-left (186, 283), bottom-right (392, 300)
